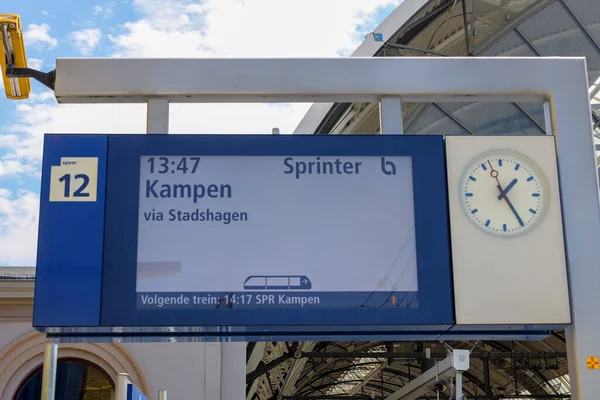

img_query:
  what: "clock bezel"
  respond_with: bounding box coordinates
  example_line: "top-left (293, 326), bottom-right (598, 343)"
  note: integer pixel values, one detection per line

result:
top-left (458, 148), bottom-right (551, 238)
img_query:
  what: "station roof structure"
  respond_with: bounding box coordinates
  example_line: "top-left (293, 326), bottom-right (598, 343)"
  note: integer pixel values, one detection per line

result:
top-left (246, 0), bottom-right (596, 398)
top-left (296, 0), bottom-right (600, 146)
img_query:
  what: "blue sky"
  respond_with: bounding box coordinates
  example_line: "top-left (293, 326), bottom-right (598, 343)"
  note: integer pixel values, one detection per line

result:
top-left (0, 0), bottom-right (400, 266)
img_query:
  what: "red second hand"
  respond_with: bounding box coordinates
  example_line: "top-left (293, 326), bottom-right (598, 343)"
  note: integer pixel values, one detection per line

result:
top-left (487, 160), bottom-right (516, 212)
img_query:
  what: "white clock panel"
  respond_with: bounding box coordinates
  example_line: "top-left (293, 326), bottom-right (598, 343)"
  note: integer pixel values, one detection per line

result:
top-left (445, 136), bottom-right (570, 326)
top-left (460, 150), bottom-right (549, 237)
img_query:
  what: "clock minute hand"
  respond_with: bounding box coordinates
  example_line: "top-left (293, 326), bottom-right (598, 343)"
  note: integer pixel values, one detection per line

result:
top-left (487, 161), bottom-right (524, 227)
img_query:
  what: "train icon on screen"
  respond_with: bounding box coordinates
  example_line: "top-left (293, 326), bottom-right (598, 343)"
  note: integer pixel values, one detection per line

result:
top-left (243, 275), bottom-right (312, 290)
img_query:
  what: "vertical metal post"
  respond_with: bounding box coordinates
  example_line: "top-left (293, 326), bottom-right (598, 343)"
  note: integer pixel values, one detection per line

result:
top-left (379, 96), bottom-right (404, 134)
top-left (40, 343), bottom-right (58, 400)
top-left (483, 357), bottom-right (491, 400)
top-left (145, 95), bottom-right (246, 400)
top-left (455, 371), bottom-right (463, 400)
top-left (115, 373), bottom-right (131, 400)
top-left (147, 98), bottom-right (170, 134)
top-left (421, 347), bottom-right (435, 373)
top-left (543, 100), bottom-right (553, 135)
top-left (221, 341), bottom-right (245, 400)
top-left (158, 390), bottom-right (167, 400)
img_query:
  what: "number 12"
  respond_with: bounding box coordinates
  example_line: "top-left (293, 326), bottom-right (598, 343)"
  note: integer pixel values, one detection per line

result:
top-left (58, 174), bottom-right (90, 197)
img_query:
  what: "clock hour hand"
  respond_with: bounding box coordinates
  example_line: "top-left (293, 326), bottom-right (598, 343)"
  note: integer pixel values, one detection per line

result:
top-left (497, 178), bottom-right (517, 200)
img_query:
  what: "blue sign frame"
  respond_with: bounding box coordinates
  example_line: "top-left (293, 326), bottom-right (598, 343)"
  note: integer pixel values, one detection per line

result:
top-left (34, 134), bottom-right (454, 339)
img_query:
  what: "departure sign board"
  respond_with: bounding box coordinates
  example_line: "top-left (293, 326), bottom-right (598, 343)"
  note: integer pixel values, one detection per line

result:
top-left (33, 134), bottom-right (453, 339)
top-left (136, 154), bottom-right (418, 309)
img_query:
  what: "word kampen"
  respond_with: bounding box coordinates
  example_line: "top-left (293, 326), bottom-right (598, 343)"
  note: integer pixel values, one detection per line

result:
top-left (146, 180), bottom-right (232, 203)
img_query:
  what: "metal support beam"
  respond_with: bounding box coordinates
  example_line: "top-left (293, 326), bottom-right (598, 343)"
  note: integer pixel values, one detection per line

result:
top-left (483, 357), bottom-right (492, 400)
top-left (460, 0), bottom-right (471, 54)
top-left (469, 0), bottom-right (476, 54)
top-left (53, 58), bottom-right (560, 104)
top-left (279, 342), bottom-right (317, 398)
top-left (281, 396), bottom-right (571, 400)
top-left (300, 351), bottom-right (567, 359)
top-left (379, 96), bottom-right (404, 134)
top-left (247, 352), bottom-right (294, 384)
top-left (382, 43), bottom-right (452, 57)
top-left (41, 343), bottom-right (58, 400)
top-left (247, 342), bottom-right (268, 399)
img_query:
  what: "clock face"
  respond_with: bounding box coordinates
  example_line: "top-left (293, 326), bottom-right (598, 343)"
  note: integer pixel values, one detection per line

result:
top-left (460, 149), bottom-right (549, 237)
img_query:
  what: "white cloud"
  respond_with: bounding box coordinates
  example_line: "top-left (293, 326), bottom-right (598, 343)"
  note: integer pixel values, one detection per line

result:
top-left (0, 190), bottom-right (39, 266)
top-left (109, 0), bottom-right (400, 57)
top-left (1, 0), bottom-right (399, 265)
top-left (69, 28), bottom-right (102, 55)
top-left (28, 58), bottom-right (43, 71)
top-left (23, 23), bottom-right (58, 49)
top-left (4, 0), bottom-right (397, 176)
top-left (0, 159), bottom-right (32, 177)
top-left (93, 3), bottom-right (115, 18)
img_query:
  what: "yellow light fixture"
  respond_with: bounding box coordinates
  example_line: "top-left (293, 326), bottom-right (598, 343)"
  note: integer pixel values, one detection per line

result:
top-left (0, 14), bottom-right (31, 100)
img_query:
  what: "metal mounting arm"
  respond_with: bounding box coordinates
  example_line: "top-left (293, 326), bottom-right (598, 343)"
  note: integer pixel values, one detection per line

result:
top-left (5, 65), bottom-right (56, 91)
top-left (2, 22), bottom-right (54, 91)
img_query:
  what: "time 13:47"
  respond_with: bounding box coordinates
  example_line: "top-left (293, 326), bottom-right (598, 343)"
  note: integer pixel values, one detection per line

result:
top-left (147, 157), bottom-right (200, 174)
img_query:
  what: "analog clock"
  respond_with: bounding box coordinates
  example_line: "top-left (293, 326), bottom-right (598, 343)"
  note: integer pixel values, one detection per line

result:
top-left (460, 149), bottom-right (550, 237)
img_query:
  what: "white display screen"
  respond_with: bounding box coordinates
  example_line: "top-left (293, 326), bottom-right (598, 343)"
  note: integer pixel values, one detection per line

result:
top-left (135, 155), bottom-right (418, 309)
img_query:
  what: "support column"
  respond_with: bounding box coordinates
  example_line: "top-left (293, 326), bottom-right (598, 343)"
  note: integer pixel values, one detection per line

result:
top-left (146, 98), bottom-right (170, 134)
top-left (553, 72), bottom-right (600, 400)
top-left (483, 357), bottom-right (491, 400)
top-left (543, 100), bottom-right (553, 136)
top-left (203, 342), bottom-right (246, 400)
top-left (145, 101), bottom-right (246, 400)
top-left (455, 372), bottom-right (463, 400)
top-left (41, 343), bottom-right (58, 400)
top-left (221, 341), bottom-right (246, 400)
top-left (115, 373), bottom-right (131, 400)
top-left (379, 96), bottom-right (404, 134)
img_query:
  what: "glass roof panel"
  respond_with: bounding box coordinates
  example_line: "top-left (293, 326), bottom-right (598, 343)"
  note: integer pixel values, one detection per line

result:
top-left (562, 0), bottom-right (600, 46)
top-left (482, 30), bottom-right (537, 56)
top-left (517, 1), bottom-right (600, 85)
top-left (515, 102), bottom-right (546, 131)
top-left (405, 105), bottom-right (470, 134)
top-left (471, 0), bottom-right (540, 49)
top-left (436, 102), bottom-right (545, 135)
